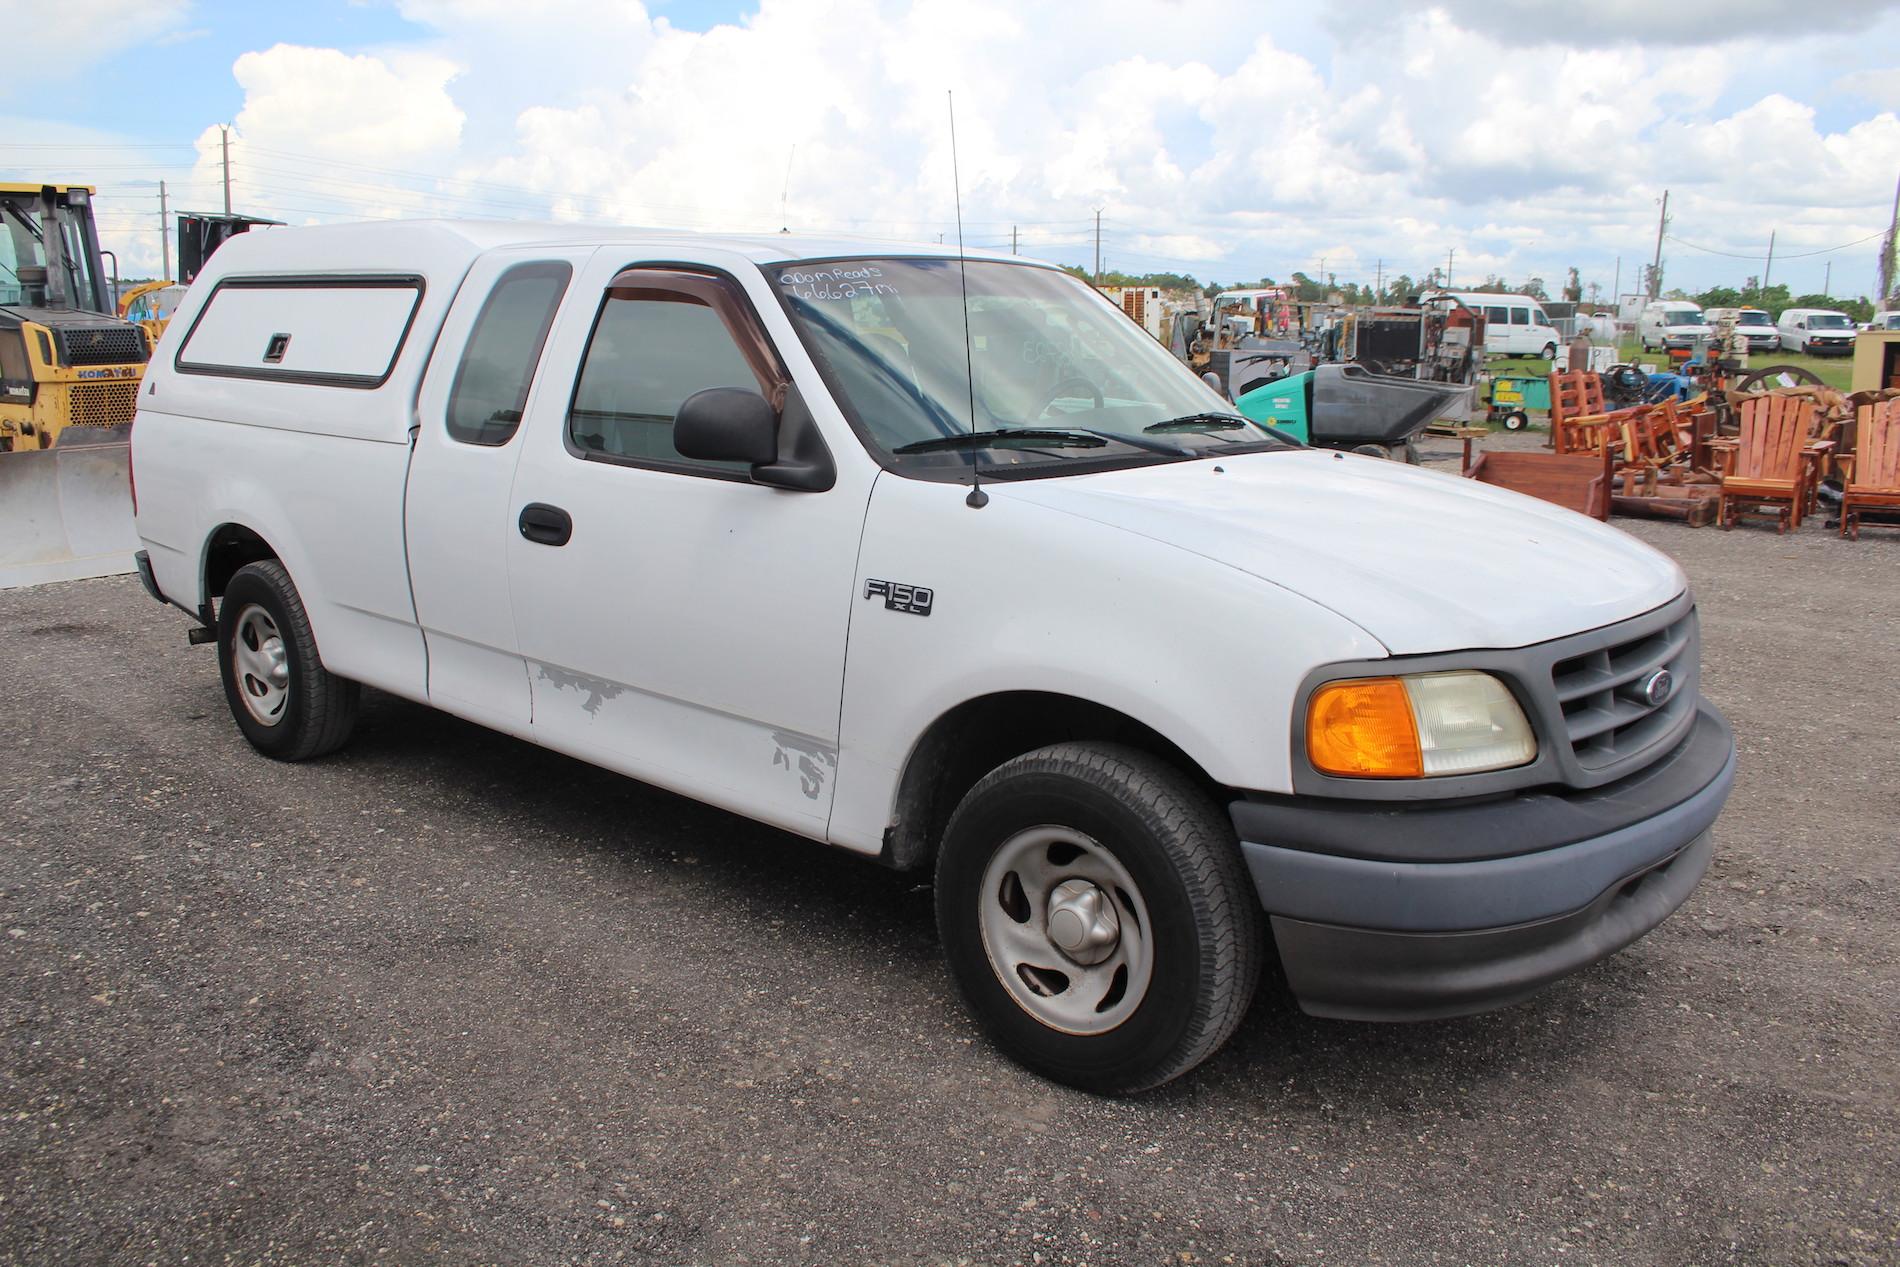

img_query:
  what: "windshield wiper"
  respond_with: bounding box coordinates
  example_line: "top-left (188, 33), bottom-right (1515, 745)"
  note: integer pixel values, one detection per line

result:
top-left (1142, 412), bottom-right (1252, 434)
top-left (893, 428), bottom-right (1109, 455)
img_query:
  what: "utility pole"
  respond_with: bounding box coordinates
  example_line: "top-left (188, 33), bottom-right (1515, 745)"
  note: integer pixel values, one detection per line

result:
top-left (1374, 258), bottom-right (1383, 302)
top-left (1762, 228), bottom-right (1775, 295)
top-left (1011, 225), bottom-right (1018, 256)
top-left (1650, 189), bottom-right (1668, 299)
top-left (1822, 260), bottom-right (1831, 298)
top-left (1445, 248), bottom-right (1455, 289)
top-left (1613, 256), bottom-right (1621, 307)
top-left (220, 125), bottom-right (232, 215)
top-left (1880, 167), bottom-right (1899, 310)
top-left (1092, 208), bottom-right (1103, 284)
top-left (158, 180), bottom-right (170, 280)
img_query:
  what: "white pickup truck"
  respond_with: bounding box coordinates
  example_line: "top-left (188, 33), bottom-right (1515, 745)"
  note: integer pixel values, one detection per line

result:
top-left (130, 222), bottom-right (1734, 1093)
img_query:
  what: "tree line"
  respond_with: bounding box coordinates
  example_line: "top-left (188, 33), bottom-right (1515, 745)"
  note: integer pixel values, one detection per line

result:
top-left (1072, 265), bottom-right (1878, 321)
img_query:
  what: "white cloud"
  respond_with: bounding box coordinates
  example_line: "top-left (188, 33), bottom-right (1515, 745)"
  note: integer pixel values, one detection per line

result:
top-left (0, 0), bottom-right (192, 95)
top-left (1336, 0), bottom-right (1900, 47)
top-left (25, 0), bottom-right (1900, 295)
top-left (1837, 67), bottom-right (1900, 110)
top-left (227, 44), bottom-right (465, 162)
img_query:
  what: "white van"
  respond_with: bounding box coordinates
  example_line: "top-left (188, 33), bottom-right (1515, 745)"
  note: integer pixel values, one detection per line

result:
top-left (1775, 308), bottom-right (1855, 356)
top-left (130, 221), bottom-right (1733, 1093)
top-left (1638, 301), bottom-right (1709, 352)
top-left (1703, 307), bottom-right (1778, 354)
top-left (1431, 291), bottom-right (1561, 358)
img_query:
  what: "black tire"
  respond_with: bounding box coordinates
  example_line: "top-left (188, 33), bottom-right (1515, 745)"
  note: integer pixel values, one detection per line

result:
top-left (1351, 443), bottom-right (1391, 459)
top-left (934, 743), bottom-right (1263, 1094)
top-left (1541, 342), bottom-right (1557, 361)
top-left (217, 559), bottom-right (359, 761)
top-left (1503, 410), bottom-right (1530, 431)
top-left (1401, 439), bottom-right (1422, 464)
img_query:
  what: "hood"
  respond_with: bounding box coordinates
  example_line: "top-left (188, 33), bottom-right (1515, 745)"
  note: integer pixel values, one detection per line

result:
top-left (1005, 449), bottom-right (1684, 655)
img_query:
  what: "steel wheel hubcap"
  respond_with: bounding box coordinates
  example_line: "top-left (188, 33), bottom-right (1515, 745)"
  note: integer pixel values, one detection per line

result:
top-left (977, 826), bottom-right (1153, 1035)
top-left (232, 604), bottom-right (290, 727)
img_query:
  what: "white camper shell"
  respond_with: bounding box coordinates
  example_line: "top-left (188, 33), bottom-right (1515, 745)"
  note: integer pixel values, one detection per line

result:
top-left (131, 221), bottom-right (1734, 1093)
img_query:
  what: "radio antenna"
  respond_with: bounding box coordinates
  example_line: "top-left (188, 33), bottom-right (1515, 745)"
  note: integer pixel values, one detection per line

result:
top-left (779, 144), bottom-right (795, 234)
top-left (949, 90), bottom-right (987, 509)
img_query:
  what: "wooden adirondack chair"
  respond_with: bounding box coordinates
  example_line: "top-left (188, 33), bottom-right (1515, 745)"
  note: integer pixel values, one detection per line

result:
top-left (1548, 371), bottom-right (1608, 455)
top-left (1718, 395), bottom-right (1823, 532)
top-left (1841, 398), bottom-right (1900, 539)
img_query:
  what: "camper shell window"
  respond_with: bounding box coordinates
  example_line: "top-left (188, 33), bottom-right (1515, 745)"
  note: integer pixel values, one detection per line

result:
top-left (174, 275), bottom-right (425, 388)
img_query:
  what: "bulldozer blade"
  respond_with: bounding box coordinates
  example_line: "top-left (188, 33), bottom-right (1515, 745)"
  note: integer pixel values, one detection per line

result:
top-left (0, 433), bottom-right (139, 589)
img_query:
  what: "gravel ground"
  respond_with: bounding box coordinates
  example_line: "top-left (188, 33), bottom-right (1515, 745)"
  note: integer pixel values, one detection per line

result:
top-left (2, 492), bottom-right (1896, 1266)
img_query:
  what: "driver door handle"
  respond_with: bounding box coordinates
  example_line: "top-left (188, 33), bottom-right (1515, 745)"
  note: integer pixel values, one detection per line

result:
top-left (517, 503), bottom-right (572, 547)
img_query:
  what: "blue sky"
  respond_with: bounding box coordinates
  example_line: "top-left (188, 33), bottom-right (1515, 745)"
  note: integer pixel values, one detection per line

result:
top-left (7, 0), bottom-right (1898, 300)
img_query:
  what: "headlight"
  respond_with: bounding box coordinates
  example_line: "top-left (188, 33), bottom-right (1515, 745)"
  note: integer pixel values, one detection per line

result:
top-left (1306, 671), bottom-right (1537, 779)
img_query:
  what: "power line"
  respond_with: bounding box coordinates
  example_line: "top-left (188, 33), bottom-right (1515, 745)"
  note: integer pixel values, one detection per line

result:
top-left (1665, 229), bottom-right (1885, 261)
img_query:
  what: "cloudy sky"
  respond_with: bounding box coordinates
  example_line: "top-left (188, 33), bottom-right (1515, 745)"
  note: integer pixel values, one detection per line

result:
top-left (6, 0), bottom-right (1899, 301)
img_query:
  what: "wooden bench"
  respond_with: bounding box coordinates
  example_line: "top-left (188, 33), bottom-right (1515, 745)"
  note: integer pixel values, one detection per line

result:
top-left (1463, 441), bottom-right (1614, 520)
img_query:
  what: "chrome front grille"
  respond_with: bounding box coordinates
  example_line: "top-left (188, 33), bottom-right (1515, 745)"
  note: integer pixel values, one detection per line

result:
top-left (1550, 608), bottom-right (1698, 773)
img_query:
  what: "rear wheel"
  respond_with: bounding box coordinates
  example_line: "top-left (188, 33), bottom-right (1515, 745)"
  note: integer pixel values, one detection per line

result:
top-left (1503, 410), bottom-right (1530, 431)
top-left (934, 743), bottom-right (1262, 1094)
top-left (217, 560), bottom-right (359, 760)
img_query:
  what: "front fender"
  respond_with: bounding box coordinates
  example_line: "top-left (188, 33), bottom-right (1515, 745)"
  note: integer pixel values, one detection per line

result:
top-left (824, 474), bottom-right (1385, 854)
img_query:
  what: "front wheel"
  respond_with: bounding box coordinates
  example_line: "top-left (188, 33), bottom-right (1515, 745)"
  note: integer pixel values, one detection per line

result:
top-left (218, 560), bottom-right (359, 760)
top-left (1541, 342), bottom-right (1558, 361)
top-left (1503, 410), bottom-right (1530, 431)
top-left (934, 743), bottom-right (1263, 1094)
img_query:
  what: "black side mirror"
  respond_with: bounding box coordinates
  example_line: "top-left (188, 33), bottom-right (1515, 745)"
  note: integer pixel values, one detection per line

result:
top-left (675, 387), bottom-right (780, 466)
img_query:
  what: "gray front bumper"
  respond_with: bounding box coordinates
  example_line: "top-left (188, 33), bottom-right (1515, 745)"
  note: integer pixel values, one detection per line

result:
top-left (1234, 701), bottom-right (1734, 1021)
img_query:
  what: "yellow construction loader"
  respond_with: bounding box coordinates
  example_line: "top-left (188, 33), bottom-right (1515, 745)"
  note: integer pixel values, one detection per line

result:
top-left (1, 183), bottom-right (148, 587)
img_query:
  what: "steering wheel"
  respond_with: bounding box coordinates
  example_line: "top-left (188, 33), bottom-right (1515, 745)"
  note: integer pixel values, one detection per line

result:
top-left (1034, 376), bottom-right (1106, 419)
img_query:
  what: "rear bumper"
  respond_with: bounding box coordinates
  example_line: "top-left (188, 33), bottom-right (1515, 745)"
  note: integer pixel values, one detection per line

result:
top-left (133, 548), bottom-right (164, 604)
top-left (1232, 701), bottom-right (1733, 1021)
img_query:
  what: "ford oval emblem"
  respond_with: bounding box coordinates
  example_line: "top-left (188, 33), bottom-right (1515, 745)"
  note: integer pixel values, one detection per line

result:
top-left (1641, 669), bottom-right (1675, 707)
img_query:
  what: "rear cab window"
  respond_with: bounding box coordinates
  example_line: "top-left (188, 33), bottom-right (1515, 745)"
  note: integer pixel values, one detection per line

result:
top-left (445, 261), bottom-right (571, 446)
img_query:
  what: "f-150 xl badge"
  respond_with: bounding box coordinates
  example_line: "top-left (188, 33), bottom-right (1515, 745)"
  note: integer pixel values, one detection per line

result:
top-left (864, 578), bottom-right (933, 616)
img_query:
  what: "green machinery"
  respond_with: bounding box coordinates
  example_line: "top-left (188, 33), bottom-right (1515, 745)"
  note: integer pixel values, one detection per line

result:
top-left (1486, 373), bottom-right (1550, 431)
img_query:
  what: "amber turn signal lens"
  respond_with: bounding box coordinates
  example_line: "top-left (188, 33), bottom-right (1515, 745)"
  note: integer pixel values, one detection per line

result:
top-left (1306, 677), bottom-right (1424, 778)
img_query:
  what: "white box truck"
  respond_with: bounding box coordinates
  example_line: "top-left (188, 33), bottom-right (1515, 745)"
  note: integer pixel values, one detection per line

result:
top-left (130, 222), bottom-right (1734, 1092)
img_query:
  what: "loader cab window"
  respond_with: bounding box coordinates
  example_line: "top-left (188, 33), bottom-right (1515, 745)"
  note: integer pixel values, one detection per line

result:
top-left (567, 270), bottom-right (783, 477)
top-left (446, 260), bottom-right (572, 446)
top-left (0, 199), bottom-right (50, 306)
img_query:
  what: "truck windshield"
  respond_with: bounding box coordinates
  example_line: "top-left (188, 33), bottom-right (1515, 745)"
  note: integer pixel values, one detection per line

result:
top-left (770, 257), bottom-right (1290, 476)
top-left (1807, 313), bottom-right (1851, 329)
top-left (1738, 311), bottom-right (1772, 326)
top-left (1666, 313), bottom-right (1707, 328)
